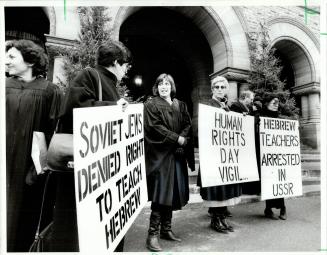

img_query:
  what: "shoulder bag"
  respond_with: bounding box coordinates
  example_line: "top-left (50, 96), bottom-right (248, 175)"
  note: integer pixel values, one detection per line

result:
top-left (46, 68), bottom-right (102, 172)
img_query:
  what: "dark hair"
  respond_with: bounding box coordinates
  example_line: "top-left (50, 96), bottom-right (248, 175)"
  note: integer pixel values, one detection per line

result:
top-left (152, 73), bottom-right (176, 97)
top-left (6, 40), bottom-right (48, 77)
top-left (96, 41), bottom-right (132, 67)
top-left (262, 93), bottom-right (279, 106)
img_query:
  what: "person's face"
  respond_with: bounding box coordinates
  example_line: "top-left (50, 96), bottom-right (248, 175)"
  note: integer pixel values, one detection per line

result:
top-left (158, 78), bottom-right (172, 99)
top-left (267, 98), bottom-right (279, 111)
top-left (115, 61), bottom-right (131, 81)
top-left (243, 94), bottom-right (254, 107)
top-left (212, 80), bottom-right (228, 100)
top-left (5, 47), bottom-right (32, 77)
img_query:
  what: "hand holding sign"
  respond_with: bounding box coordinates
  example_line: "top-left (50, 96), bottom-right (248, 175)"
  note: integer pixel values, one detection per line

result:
top-left (73, 104), bottom-right (147, 253)
top-left (198, 103), bottom-right (259, 187)
top-left (117, 98), bottom-right (129, 112)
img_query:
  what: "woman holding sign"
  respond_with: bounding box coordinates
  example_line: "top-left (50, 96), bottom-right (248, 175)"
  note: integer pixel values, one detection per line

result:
top-left (144, 73), bottom-right (195, 252)
top-left (261, 94), bottom-right (287, 220)
top-left (52, 41), bottom-right (132, 252)
top-left (198, 76), bottom-right (241, 234)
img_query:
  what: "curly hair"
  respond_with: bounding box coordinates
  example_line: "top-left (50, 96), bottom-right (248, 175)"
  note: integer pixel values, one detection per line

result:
top-left (6, 40), bottom-right (48, 77)
top-left (152, 73), bottom-right (176, 98)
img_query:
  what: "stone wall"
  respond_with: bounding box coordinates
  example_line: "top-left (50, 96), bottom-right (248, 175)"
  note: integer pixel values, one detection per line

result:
top-left (237, 6), bottom-right (320, 36)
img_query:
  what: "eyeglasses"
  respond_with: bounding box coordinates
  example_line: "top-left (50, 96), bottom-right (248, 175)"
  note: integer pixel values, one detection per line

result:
top-left (212, 85), bottom-right (226, 90)
top-left (271, 99), bottom-right (279, 105)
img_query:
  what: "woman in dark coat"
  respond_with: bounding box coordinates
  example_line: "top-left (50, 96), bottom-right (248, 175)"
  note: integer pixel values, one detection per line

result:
top-left (198, 76), bottom-right (242, 234)
top-left (5, 40), bottom-right (62, 251)
top-left (260, 94), bottom-right (287, 220)
top-left (230, 91), bottom-right (262, 195)
top-left (144, 73), bottom-right (195, 252)
top-left (52, 41), bottom-right (131, 252)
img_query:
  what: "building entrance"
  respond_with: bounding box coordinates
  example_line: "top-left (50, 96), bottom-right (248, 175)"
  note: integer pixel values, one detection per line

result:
top-left (119, 7), bottom-right (213, 118)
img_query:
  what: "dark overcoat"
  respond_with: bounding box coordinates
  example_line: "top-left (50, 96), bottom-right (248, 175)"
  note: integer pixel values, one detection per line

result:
top-left (260, 108), bottom-right (285, 209)
top-left (51, 65), bottom-right (122, 251)
top-left (230, 100), bottom-right (261, 195)
top-left (144, 96), bottom-right (195, 209)
top-left (198, 98), bottom-right (242, 201)
top-left (230, 100), bottom-right (249, 114)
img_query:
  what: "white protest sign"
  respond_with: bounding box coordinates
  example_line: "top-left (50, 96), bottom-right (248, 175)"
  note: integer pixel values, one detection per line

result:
top-left (259, 117), bottom-right (302, 200)
top-left (73, 104), bottom-right (147, 253)
top-left (198, 103), bottom-right (259, 187)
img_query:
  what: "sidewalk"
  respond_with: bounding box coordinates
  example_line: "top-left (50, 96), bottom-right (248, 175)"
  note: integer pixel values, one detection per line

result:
top-left (124, 195), bottom-right (321, 252)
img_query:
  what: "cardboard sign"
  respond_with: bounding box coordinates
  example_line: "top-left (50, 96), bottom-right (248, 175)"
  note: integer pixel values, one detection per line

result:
top-left (73, 104), bottom-right (148, 253)
top-left (259, 117), bottom-right (302, 200)
top-left (198, 103), bottom-right (259, 187)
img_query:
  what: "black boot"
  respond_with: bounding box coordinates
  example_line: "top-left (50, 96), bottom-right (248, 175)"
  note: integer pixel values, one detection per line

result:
top-left (160, 211), bottom-right (181, 242)
top-left (219, 214), bottom-right (234, 232)
top-left (264, 208), bottom-right (279, 220)
top-left (279, 206), bottom-right (287, 220)
top-left (146, 211), bottom-right (162, 252)
top-left (210, 215), bottom-right (228, 234)
top-left (225, 208), bottom-right (233, 217)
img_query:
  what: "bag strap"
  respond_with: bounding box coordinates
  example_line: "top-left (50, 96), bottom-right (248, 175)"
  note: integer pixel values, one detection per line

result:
top-left (33, 171), bottom-right (51, 240)
top-left (93, 68), bottom-right (102, 102)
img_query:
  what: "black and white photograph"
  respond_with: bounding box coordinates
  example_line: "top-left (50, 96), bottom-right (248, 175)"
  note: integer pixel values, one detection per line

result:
top-left (0, 0), bottom-right (325, 253)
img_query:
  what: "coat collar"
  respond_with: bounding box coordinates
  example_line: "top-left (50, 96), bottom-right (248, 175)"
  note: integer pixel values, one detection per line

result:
top-left (95, 65), bottom-right (118, 84)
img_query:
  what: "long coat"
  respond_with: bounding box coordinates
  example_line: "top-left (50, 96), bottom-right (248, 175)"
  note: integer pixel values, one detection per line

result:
top-left (230, 100), bottom-right (261, 195)
top-left (144, 96), bottom-right (195, 209)
top-left (198, 98), bottom-right (242, 202)
top-left (260, 108), bottom-right (285, 209)
top-left (230, 100), bottom-right (250, 114)
top-left (51, 65), bottom-right (121, 251)
top-left (6, 77), bottom-right (62, 251)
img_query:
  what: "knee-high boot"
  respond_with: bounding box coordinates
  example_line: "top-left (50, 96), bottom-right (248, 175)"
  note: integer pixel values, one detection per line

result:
top-left (160, 210), bottom-right (181, 242)
top-left (146, 211), bottom-right (162, 252)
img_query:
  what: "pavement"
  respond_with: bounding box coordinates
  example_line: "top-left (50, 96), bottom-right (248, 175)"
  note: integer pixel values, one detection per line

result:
top-left (124, 194), bottom-right (321, 252)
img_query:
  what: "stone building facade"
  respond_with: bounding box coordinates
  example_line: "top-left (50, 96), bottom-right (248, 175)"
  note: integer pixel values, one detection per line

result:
top-left (5, 5), bottom-right (321, 151)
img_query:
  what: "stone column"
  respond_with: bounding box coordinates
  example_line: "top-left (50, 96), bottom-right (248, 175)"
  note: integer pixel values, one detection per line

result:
top-left (308, 93), bottom-right (320, 123)
top-left (300, 95), bottom-right (309, 122)
top-left (228, 81), bottom-right (238, 103)
top-left (52, 56), bottom-right (67, 85)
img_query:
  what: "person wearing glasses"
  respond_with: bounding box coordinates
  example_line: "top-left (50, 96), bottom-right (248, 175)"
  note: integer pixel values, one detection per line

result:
top-left (144, 73), bottom-right (195, 252)
top-left (198, 76), bottom-right (241, 234)
top-left (52, 41), bottom-right (132, 252)
top-left (261, 94), bottom-right (287, 220)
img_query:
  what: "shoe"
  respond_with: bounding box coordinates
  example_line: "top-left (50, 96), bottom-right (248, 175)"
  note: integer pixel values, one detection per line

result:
top-left (279, 207), bottom-right (287, 220)
top-left (146, 234), bottom-right (162, 252)
top-left (160, 230), bottom-right (181, 242)
top-left (210, 217), bottom-right (228, 234)
top-left (225, 208), bottom-right (233, 217)
top-left (160, 210), bottom-right (182, 242)
top-left (219, 215), bottom-right (234, 232)
top-left (264, 208), bottom-right (279, 220)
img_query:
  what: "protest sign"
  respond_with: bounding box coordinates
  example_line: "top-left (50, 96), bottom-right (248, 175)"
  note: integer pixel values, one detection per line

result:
top-left (73, 104), bottom-right (147, 253)
top-left (259, 117), bottom-right (302, 200)
top-left (198, 103), bottom-right (259, 187)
